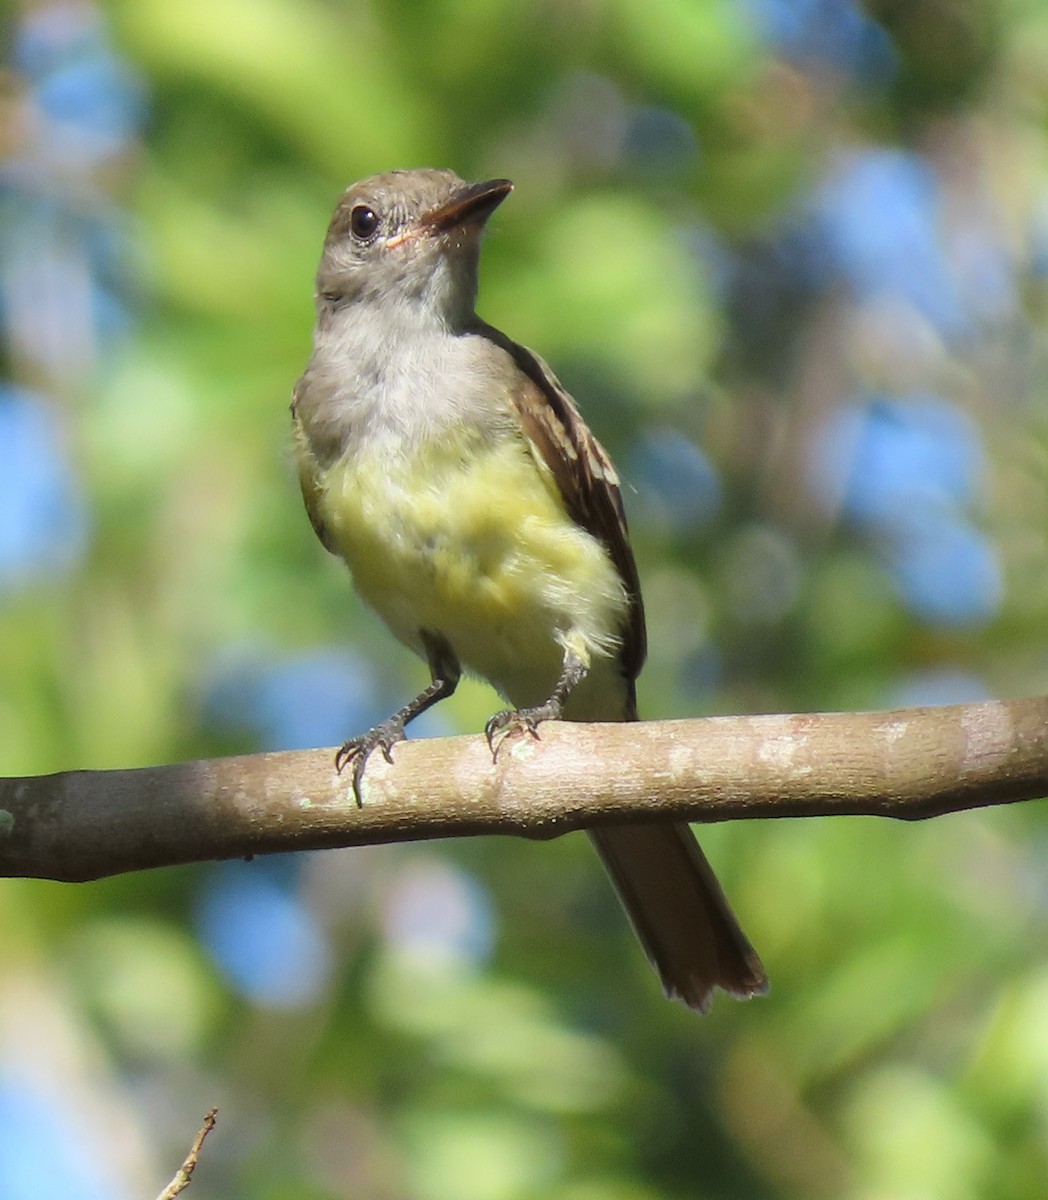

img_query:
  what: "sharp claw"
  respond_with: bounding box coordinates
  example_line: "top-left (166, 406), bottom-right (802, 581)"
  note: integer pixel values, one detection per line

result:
top-left (485, 709), bottom-right (519, 760)
top-left (352, 756), bottom-right (368, 808)
top-left (485, 705), bottom-right (555, 760)
top-left (484, 714), bottom-right (503, 754)
top-left (333, 719), bottom-right (406, 805)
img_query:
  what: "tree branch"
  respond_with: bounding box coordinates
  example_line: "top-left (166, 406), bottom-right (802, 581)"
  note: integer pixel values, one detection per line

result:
top-left (2, 697), bottom-right (1046, 884)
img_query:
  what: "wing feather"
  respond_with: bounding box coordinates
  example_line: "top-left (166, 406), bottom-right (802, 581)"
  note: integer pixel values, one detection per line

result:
top-left (479, 322), bottom-right (647, 688)
top-left (290, 380), bottom-right (338, 555)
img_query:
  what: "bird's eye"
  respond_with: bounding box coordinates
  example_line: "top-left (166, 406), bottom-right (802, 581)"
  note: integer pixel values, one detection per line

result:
top-left (349, 205), bottom-right (379, 240)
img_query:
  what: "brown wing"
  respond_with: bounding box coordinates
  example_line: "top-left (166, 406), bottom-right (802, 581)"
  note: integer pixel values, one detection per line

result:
top-left (479, 322), bottom-right (647, 689)
top-left (290, 379), bottom-right (338, 555)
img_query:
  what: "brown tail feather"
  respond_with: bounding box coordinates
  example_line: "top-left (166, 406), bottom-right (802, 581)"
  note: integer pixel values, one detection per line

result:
top-left (560, 673), bottom-right (765, 1010)
top-left (589, 822), bottom-right (768, 1012)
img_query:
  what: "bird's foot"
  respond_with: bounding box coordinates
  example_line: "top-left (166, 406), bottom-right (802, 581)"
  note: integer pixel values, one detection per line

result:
top-left (335, 716), bottom-right (407, 805)
top-left (484, 698), bottom-right (563, 760)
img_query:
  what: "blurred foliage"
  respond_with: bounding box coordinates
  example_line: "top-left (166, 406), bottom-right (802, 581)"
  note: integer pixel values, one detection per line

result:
top-left (3, 0), bottom-right (1048, 1196)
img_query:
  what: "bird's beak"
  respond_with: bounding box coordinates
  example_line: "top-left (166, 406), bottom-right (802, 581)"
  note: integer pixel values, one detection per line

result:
top-left (421, 178), bottom-right (514, 234)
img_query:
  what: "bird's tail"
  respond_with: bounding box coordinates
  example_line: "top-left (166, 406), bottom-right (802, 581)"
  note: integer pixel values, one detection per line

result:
top-left (588, 821), bottom-right (767, 1012)
top-left (582, 681), bottom-right (766, 1011)
top-left (561, 666), bottom-right (767, 1010)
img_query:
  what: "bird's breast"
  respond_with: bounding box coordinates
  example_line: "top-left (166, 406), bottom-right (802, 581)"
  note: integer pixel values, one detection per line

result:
top-left (316, 428), bottom-right (629, 707)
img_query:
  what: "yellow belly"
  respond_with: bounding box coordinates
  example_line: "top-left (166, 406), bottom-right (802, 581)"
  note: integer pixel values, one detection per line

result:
top-left (317, 431), bottom-right (629, 710)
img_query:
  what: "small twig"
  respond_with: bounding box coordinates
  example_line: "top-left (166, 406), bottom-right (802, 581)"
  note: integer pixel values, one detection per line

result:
top-left (155, 1108), bottom-right (218, 1200)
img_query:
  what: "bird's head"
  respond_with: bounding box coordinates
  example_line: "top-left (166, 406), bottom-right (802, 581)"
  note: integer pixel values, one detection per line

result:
top-left (316, 168), bottom-right (513, 328)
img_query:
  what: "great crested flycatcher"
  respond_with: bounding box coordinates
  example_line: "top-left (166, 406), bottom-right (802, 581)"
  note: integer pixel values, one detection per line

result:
top-left (291, 168), bottom-right (767, 1011)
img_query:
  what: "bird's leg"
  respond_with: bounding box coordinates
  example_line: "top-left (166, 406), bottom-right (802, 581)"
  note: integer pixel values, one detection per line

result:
top-left (336, 631), bottom-right (460, 804)
top-left (485, 647), bottom-right (588, 757)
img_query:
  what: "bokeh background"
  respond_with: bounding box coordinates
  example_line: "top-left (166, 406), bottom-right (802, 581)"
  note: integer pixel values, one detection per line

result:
top-left (3, 0), bottom-right (1048, 1196)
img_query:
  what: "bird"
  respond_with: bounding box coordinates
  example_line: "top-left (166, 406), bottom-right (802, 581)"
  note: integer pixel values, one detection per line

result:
top-left (290, 168), bottom-right (768, 1011)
